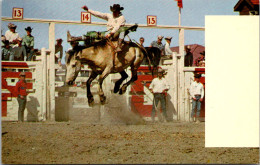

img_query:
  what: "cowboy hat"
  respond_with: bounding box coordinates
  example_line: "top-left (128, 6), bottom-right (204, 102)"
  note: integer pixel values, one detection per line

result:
top-left (157, 68), bottom-right (165, 73)
top-left (110, 4), bottom-right (124, 12)
top-left (200, 51), bottom-right (205, 56)
top-left (3, 40), bottom-right (10, 45)
top-left (194, 74), bottom-right (201, 78)
top-left (185, 45), bottom-right (191, 49)
top-left (165, 36), bottom-right (172, 40)
top-left (25, 26), bottom-right (33, 32)
top-left (157, 35), bottom-right (164, 40)
top-left (19, 72), bottom-right (26, 76)
top-left (56, 38), bottom-right (63, 42)
top-left (8, 23), bottom-right (17, 29)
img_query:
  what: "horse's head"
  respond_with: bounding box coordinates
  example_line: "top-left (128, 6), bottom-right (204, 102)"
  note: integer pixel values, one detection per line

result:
top-left (65, 50), bottom-right (81, 85)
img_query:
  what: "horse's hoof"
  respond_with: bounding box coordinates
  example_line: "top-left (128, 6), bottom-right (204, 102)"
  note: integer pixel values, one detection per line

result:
top-left (100, 95), bottom-right (106, 105)
top-left (88, 97), bottom-right (94, 106)
top-left (113, 87), bottom-right (120, 93)
top-left (119, 86), bottom-right (127, 95)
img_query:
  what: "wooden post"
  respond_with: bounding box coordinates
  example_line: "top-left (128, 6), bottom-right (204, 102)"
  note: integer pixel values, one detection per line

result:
top-left (178, 28), bottom-right (185, 121)
top-left (184, 71), bottom-right (194, 121)
top-left (48, 22), bottom-right (55, 121)
top-left (41, 48), bottom-right (47, 121)
top-left (172, 52), bottom-right (178, 121)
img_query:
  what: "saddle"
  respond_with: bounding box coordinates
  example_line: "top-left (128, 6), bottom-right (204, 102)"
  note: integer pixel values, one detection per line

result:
top-left (83, 24), bottom-right (138, 45)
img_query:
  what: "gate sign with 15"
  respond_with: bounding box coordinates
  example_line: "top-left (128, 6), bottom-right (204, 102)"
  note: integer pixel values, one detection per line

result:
top-left (81, 12), bottom-right (91, 23)
top-left (147, 15), bottom-right (157, 26)
top-left (12, 8), bottom-right (23, 19)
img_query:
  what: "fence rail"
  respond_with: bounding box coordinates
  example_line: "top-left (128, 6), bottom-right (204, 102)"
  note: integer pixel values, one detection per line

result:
top-left (2, 17), bottom-right (205, 31)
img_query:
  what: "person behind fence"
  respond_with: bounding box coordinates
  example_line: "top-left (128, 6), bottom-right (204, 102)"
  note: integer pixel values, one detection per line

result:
top-left (12, 37), bottom-right (27, 61)
top-left (68, 4), bottom-right (127, 53)
top-left (55, 38), bottom-right (63, 66)
top-left (15, 72), bottom-right (28, 122)
top-left (164, 36), bottom-right (173, 57)
top-left (149, 68), bottom-right (170, 122)
top-left (22, 26), bottom-right (34, 61)
top-left (189, 74), bottom-right (204, 123)
top-left (5, 23), bottom-right (20, 47)
top-left (139, 37), bottom-right (145, 47)
top-left (195, 51), bottom-right (205, 67)
top-left (184, 45), bottom-right (193, 67)
top-left (1, 35), bottom-right (6, 47)
top-left (2, 40), bottom-right (14, 61)
top-left (199, 60), bottom-right (205, 67)
top-left (150, 35), bottom-right (165, 55)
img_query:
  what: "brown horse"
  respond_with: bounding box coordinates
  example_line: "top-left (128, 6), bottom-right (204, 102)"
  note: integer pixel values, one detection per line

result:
top-left (66, 39), bottom-right (160, 105)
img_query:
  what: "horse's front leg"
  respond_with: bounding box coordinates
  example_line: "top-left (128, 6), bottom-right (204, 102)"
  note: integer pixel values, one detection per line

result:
top-left (98, 67), bottom-right (112, 104)
top-left (119, 67), bottom-right (138, 95)
top-left (87, 71), bottom-right (98, 106)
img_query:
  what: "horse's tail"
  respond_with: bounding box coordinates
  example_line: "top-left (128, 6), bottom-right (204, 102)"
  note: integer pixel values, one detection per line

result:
top-left (143, 47), bottom-right (161, 75)
top-left (130, 40), bottom-right (161, 75)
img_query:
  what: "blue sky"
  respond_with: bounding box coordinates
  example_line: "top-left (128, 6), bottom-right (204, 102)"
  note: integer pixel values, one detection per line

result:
top-left (1, 0), bottom-right (238, 63)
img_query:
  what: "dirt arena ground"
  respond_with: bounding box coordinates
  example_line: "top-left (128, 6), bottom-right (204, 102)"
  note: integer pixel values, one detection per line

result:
top-left (2, 120), bottom-right (259, 164)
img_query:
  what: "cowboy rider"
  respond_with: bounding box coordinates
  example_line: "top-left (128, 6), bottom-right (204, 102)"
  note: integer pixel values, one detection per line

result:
top-left (67, 4), bottom-right (126, 52)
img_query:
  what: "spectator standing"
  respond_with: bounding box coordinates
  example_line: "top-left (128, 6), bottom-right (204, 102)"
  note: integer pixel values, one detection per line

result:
top-left (5, 23), bottom-right (20, 47)
top-left (164, 36), bottom-right (173, 57)
top-left (139, 37), bottom-right (144, 47)
top-left (184, 45), bottom-right (193, 67)
top-left (195, 51), bottom-right (205, 66)
top-left (150, 35), bottom-right (165, 55)
top-left (149, 68), bottom-right (170, 122)
top-left (189, 74), bottom-right (204, 123)
top-left (2, 40), bottom-right (14, 61)
top-left (12, 37), bottom-right (27, 61)
top-left (55, 38), bottom-right (63, 66)
top-left (15, 72), bottom-right (28, 122)
top-left (22, 26), bottom-right (34, 61)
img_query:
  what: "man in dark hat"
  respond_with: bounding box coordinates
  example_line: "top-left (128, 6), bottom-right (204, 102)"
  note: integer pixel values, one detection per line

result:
top-left (195, 51), bottom-right (205, 67)
top-left (22, 26), bottom-right (34, 61)
top-left (184, 45), bottom-right (193, 67)
top-left (189, 73), bottom-right (204, 123)
top-left (149, 68), bottom-right (170, 122)
top-left (5, 23), bottom-right (20, 47)
top-left (2, 40), bottom-right (14, 61)
top-left (15, 72), bottom-right (28, 122)
top-left (67, 4), bottom-right (126, 52)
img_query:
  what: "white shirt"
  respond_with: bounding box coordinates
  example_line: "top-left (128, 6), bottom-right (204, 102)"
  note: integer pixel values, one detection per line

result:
top-left (5, 30), bottom-right (19, 43)
top-left (165, 42), bottom-right (173, 55)
top-left (88, 9), bottom-right (126, 33)
top-left (149, 77), bottom-right (170, 93)
top-left (189, 81), bottom-right (204, 99)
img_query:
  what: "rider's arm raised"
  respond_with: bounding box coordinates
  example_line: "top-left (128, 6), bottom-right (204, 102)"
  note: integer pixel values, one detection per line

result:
top-left (88, 9), bottom-right (109, 21)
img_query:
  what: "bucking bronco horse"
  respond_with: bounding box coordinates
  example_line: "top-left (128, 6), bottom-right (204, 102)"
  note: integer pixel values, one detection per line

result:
top-left (66, 32), bottom-right (161, 105)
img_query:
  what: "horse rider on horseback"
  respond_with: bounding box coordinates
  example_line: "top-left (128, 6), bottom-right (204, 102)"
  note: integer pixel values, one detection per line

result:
top-left (67, 4), bottom-right (126, 52)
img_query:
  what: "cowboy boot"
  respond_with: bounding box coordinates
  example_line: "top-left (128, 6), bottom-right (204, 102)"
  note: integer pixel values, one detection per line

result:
top-left (67, 31), bottom-right (84, 42)
top-left (115, 38), bottom-right (123, 52)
